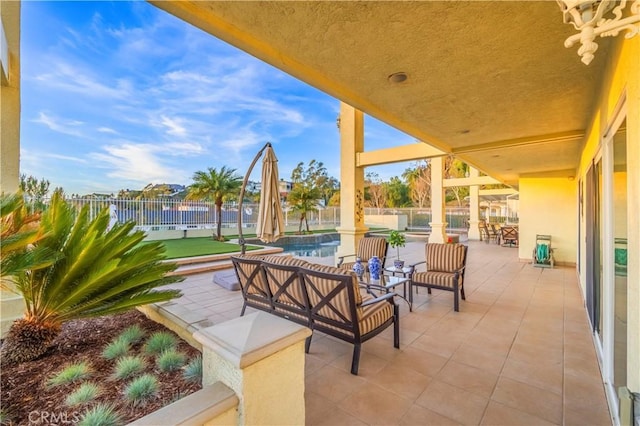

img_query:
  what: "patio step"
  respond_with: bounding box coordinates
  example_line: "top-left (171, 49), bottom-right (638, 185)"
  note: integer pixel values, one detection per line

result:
top-left (168, 246), bottom-right (284, 276)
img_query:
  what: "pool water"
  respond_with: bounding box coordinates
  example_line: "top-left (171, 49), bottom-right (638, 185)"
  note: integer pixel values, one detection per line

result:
top-left (261, 234), bottom-right (340, 258)
top-left (279, 240), bottom-right (340, 258)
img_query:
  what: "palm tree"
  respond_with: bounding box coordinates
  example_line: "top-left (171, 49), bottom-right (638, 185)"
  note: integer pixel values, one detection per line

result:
top-left (287, 184), bottom-right (321, 234)
top-left (1, 192), bottom-right (57, 286)
top-left (187, 166), bottom-right (242, 241)
top-left (0, 191), bottom-right (183, 364)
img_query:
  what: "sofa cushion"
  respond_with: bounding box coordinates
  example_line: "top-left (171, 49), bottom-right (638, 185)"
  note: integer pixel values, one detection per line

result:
top-left (262, 255), bottom-right (310, 268)
top-left (301, 264), bottom-right (361, 331)
top-left (262, 260), bottom-right (307, 309)
top-left (308, 264), bottom-right (362, 306)
top-left (232, 256), bottom-right (269, 297)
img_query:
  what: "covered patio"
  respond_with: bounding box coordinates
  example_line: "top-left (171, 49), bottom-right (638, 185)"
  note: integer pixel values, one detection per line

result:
top-left (159, 241), bottom-right (610, 425)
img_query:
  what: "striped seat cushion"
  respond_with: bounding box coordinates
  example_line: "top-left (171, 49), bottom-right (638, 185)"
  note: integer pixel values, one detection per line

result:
top-left (358, 294), bottom-right (394, 335)
top-left (273, 303), bottom-right (308, 323)
top-left (315, 293), bottom-right (393, 337)
top-left (426, 243), bottom-right (465, 272)
top-left (261, 255), bottom-right (310, 268)
top-left (412, 271), bottom-right (458, 289)
top-left (357, 237), bottom-right (387, 261)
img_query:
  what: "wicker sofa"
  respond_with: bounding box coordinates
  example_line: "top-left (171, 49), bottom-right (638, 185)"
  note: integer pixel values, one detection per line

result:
top-left (231, 254), bottom-right (400, 375)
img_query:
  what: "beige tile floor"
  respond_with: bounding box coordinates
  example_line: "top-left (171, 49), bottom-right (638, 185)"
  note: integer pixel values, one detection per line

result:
top-left (165, 240), bottom-right (611, 426)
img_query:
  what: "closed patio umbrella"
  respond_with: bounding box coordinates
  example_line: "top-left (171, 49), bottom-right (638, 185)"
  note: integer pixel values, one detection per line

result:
top-left (237, 142), bottom-right (285, 253)
top-left (255, 145), bottom-right (285, 243)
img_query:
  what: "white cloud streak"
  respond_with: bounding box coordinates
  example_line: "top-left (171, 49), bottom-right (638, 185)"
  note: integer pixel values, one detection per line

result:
top-left (33, 112), bottom-right (83, 137)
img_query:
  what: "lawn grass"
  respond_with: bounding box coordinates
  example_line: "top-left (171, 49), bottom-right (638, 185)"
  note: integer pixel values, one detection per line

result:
top-left (149, 229), bottom-right (342, 260)
top-left (148, 238), bottom-right (260, 260)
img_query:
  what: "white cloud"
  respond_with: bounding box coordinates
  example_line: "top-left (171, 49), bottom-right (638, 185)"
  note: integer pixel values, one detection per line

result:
top-left (33, 62), bottom-right (132, 100)
top-left (45, 153), bottom-right (87, 163)
top-left (33, 112), bottom-right (83, 137)
top-left (89, 142), bottom-right (190, 185)
top-left (97, 127), bottom-right (118, 134)
top-left (161, 142), bottom-right (205, 156)
top-left (159, 115), bottom-right (187, 136)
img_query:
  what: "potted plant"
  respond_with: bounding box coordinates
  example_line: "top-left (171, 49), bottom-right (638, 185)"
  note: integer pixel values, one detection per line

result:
top-left (388, 231), bottom-right (406, 269)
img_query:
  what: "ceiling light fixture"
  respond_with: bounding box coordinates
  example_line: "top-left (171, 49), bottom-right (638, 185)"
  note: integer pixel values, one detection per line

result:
top-left (388, 72), bottom-right (408, 83)
top-left (557, 0), bottom-right (640, 65)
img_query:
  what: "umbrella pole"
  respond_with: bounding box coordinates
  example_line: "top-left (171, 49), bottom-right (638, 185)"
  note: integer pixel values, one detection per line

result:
top-left (238, 142), bottom-right (271, 255)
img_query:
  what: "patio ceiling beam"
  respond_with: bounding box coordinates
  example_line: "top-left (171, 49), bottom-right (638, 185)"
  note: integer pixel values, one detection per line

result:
top-left (443, 176), bottom-right (501, 187)
top-left (451, 130), bottom-right (585, 154)
top-left (479, 188), bottom-right (519, 196)
top-left (357, 143), bottom-right (445, 167)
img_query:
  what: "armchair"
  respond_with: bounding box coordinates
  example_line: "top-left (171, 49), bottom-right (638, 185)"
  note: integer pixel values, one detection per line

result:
top-left (337, 236), bottom-right (388, 272)
top-left (410, 243), bottom-right (468, 312)
top-left (300, 264), bottom-right (399, 375)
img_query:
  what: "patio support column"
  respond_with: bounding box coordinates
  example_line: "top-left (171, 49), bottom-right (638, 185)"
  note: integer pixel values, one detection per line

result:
top-left (467, 167), bottom-right (481, 240)
top-left (0, 2), bottom-right (21, 193)
top-left (194, 312), bottom-right (311, 425)
top-left (336, 102), bottom-right (367, 259)
top-left (0, 2), bottom-right (23, 340)
top-left (429, 156), bottom-right (447, 243)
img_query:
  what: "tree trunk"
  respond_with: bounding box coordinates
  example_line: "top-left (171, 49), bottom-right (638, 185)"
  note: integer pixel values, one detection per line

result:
top-left (298, 213), bottom-right (305, 233)
top-left (215, 202), bottom-right (223, 240)
top-left (0, 318), bottom-right (60, 364)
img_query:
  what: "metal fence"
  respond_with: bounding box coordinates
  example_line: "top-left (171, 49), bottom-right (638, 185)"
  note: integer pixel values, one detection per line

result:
top-left (32, 197), bottom-right (517, 232)
top-left (58, 197), bottom-right (342, 232)
top-left (365, 207), bottom-right (518, 230)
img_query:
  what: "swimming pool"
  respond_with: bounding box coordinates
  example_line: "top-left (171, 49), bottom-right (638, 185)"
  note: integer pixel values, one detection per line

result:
top-left (248, 233), bottom-right (340, 258)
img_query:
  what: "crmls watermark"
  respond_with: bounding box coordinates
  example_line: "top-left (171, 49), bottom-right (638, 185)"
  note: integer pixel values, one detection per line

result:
top-left (28, 410), bottom-right (81, 425)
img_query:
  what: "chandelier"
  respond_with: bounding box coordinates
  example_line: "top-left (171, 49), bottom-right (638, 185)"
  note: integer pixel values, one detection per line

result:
top-left (557, 0), bottom-right (640, 64)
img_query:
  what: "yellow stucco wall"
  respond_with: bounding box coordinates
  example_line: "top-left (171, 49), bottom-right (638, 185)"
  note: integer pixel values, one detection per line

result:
top-left (576, 35), bottom-right (639, 393)
top-left (0, 1), bottom-right (21, 193)
top-left (518, 177), bottom-right (577, 265)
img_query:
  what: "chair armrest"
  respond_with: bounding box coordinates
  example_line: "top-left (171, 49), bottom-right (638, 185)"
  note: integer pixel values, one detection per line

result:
top-left (361, 292), bottom-right (395, 307)
top-left (337, 253), bottom-right (357, 267)
top-left (407, 260), bottom-right (425, 273)
top-left (360, 283), bottom-right (387, 292)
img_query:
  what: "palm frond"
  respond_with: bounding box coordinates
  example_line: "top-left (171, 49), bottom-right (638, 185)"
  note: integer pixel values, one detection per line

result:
top-left (11, 191), bottom-right (183, 327)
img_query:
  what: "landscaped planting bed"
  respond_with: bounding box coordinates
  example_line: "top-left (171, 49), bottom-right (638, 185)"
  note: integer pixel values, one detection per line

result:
top-left (0, 310), bottom-right (202, 425)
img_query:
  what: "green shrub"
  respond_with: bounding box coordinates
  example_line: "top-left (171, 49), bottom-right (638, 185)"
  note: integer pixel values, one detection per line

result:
top-left (112, 356), bottom-right (146, 380)
top-left (143, 332), bottom-right (177, 355)
top-left (117, 325), bottom-right (145, 346)
top-left (65, 382), bottom-right (101, 406)
top-left (183, 356), bottom-right (202, 383)
top-left (47, 362), bottom-right (91, 387)
top-left (156, 349), bottom-right (186, 372)
top-left (124, 374), bottom-right (158, 406)
top-left (102, 337), bottom-right (130, 360)
top-left (78, 404), bottom-right (121, 426)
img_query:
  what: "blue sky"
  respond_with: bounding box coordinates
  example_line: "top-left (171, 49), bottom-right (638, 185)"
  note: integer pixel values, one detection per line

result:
top-left (20, 1), bottom-right (416, 195)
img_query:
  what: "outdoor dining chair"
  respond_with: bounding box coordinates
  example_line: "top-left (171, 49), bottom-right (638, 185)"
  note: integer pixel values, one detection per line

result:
top-left (479, 221), bottom-right (499, 244)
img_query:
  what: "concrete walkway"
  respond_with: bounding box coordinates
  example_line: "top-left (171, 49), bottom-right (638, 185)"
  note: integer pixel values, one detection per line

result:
top-left (153, 240), bottom-right (611, 425)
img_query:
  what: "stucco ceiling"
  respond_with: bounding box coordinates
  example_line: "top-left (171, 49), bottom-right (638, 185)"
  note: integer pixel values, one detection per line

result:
top-left (151, 1), bottom-right (611, 187)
